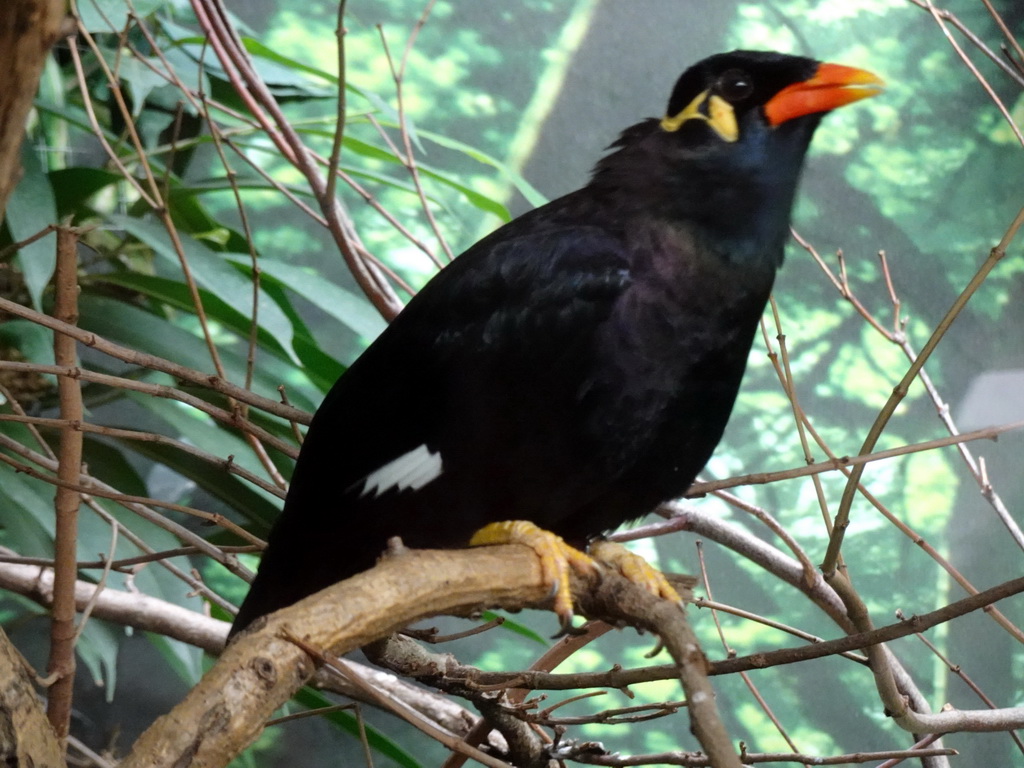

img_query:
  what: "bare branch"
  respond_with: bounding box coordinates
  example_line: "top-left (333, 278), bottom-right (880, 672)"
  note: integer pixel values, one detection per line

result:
top-left (45, 226), bottom-right (83, 742)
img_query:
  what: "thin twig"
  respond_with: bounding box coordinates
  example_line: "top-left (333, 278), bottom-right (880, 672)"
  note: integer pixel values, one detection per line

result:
top-left (687, 418), bottom-right (1024, 496)
top-left (824, 205), bottom-right (1024, 574)
top-left (0, 413), bottom-right (286, 498)
top-left (0, 301), bottom-right (310, 425)
top-left (0, 434), bottom-right (256, 585)
top-left (897, 610), bottom-right (1024, 757)
top-left (189, 0), bottom-right (403, 318)
top-left (696, 543), bottom-right (805, 764)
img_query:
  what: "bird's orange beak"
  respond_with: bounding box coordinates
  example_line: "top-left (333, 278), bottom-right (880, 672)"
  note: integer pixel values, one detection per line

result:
top-left (764, 63), bottom-right (884, 126)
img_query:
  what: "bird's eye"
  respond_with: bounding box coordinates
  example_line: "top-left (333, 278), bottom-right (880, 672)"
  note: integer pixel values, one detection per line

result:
top-left (716, 69), bottom-right (754, 103)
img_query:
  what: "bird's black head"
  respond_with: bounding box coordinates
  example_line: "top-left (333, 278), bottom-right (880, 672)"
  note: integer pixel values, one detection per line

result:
top-left (592, 50), bottom-right (883, 267)
top-left (660, 50), bottom-right (881, 146)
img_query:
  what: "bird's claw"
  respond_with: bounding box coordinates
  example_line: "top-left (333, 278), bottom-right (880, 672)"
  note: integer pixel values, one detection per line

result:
top-left (470, 520), bottom-right (598, 629)
top-left (469, 523), bottom-right (682, 633)
top-left (589, 540), bottom-right (683, 606)
top-left (553, 612), bottom-right (590, 638)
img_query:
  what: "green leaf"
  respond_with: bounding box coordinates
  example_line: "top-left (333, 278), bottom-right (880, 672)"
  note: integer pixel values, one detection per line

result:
top-left (233, 257), bottom-right (387, 344)
top-left (291, 333), bottom-right (346, 393)
top-left (48, 168), bottom-right (122, 220)
top-left (240, 38), bottom-right (338, 87)
top-left (108, 214), bottom-right (299, 364)
top-left (76, 293), bottom-right (318, 411)
top-left (146, 630), bottom-right (206, 688)
top-left (76, 0), bottom-right (165, 32)
top-left (118, 56), bottom-right (174, 118)
top-left (253, 278), bottom-right (344, 392)
top-left (76, 620), bottom-right (122, 702)
top-left (336, 135), bottom-right (511, 221)
top-left (0, 464), bottom-right (55, 558)
top-left (77, 437), bottom-right (217, 608)
top-left (7, 144), bottom-right (57, 310)
top-left (165, 188), bottom-right (251, 253)
top-left (480, 611), bottom-right (549, 646)
top-left (162, 27), bottom-right (332, 102)
top-left (417, 166), bottom-right (511, 222)
top-left (0, 320), bottom-right (56, 382)
top-left (93, 272), bottom-right (293, 363)
top-left (417, 128), bottom-right (549, 208)
top-left (109, 395), bottom-right (284, 532)
top-left (292, 687), bottom-right (423, 768)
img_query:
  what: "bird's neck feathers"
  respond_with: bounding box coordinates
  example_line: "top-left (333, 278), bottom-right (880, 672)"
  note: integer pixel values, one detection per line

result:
top-left (589, 116), bottom-right (820, 271)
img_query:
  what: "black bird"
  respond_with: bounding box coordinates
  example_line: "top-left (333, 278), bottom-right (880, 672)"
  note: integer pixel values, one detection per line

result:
top-left (231, 50), bottom-right (882, 636)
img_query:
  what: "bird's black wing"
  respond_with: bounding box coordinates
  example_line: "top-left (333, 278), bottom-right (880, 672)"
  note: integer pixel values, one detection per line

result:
top-left (232, 207), bottom-right (636, 631)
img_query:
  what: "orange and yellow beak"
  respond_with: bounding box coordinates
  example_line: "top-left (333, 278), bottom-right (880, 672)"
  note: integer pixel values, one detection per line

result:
top-left (764, 63), bottom-right (884, 126)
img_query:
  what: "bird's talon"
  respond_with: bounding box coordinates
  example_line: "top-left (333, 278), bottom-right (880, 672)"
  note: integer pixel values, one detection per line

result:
top-left (644, 636), bottom-right (666, 658)
top-left (589, 540), bottom-right (683, 606)
top-left (552, 615), bottom-right (589, 638)
top-left (470, 520), bottom-right (596, 630)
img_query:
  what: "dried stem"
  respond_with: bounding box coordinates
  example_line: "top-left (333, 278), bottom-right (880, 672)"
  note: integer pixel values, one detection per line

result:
top-left (0, 298), bottom-right (309, 426)
top-left (45, 226), bottom-right (83, 743)
top-left (823, 205), bottom-right (1024, 574)
top-left (695, 542), bottom-right (802, 759)
top-left (189, 0), bottom-right (404, 318)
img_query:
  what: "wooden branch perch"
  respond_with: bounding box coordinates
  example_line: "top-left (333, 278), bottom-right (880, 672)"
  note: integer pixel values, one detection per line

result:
top-left (0, 626), bottom-right (65, 767)
top-left (117, 544), bottom-right (740, 768)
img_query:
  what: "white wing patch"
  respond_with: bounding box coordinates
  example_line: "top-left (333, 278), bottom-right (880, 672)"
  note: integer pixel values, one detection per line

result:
top-left (359, 444), bottom-right (443, 498)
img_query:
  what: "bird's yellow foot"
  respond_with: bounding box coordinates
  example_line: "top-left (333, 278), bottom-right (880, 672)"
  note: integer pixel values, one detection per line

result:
top-left (589, 540), bottom-right (683, 606)
top-left (469, 520), bottom-right (598, 633)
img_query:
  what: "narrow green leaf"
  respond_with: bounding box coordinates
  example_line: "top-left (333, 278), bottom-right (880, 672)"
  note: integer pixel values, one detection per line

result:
top-left (48, 168), bottom-right (121, 219)
top-left (240, 38), bottom-right (339, 85)
top-left (480, 611), bottom-right (549, 646)
top-left (291, 334), bottom-right (346, 393)
top-left (77, 294), bottom-right (318, 411)
top-left (0, 320), bottom-right (56, 380)
top-left (418, 166), bottom-right (511, 221)
top-left (337, 135), bottom-right (510, 220)
top-left (417, 128), bottom-right (549, 207)
top-left (118, 56), bottom-right (172, 118)
top-left (93, 272), bottom-right (293, 363)
top-left (165, 189), bottom-right (251, 254)
top-left (146, 631), bottom-right (206, 688)
top-left (292, 687), bottom-right (424, 768)
top-left (76, 0), bottom-right (164, 32)
top-left (76, 620), bottom-right (123, 702)
top-left (232, 257), bottom-right (387, 344)
top-left (111, 395), bottom-right (284, 531)
top-left (0, 464), bottom-right (55, 557)
top-left (108, 214), bottom-right (299, 364)
top-left (7, 144), bottom-right (57, 310)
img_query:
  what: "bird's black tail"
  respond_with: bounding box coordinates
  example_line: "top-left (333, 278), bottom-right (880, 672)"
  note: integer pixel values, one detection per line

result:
top-left (228, 512), bottom-right (380, 638)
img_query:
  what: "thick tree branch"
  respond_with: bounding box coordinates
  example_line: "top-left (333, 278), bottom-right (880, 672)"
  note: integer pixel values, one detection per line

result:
top-left (116, 545), bottom-right (741, 768)
top-left (0, 559), bottom-right (498, 749)
top-left (118, 546), bottom-right (551, 766)
top-left (0, 626), bottom-right (65, 767)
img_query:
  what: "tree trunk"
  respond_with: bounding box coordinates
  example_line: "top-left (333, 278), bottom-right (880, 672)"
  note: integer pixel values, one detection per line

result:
top-left (0, 0), bottom-right (67, 222)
